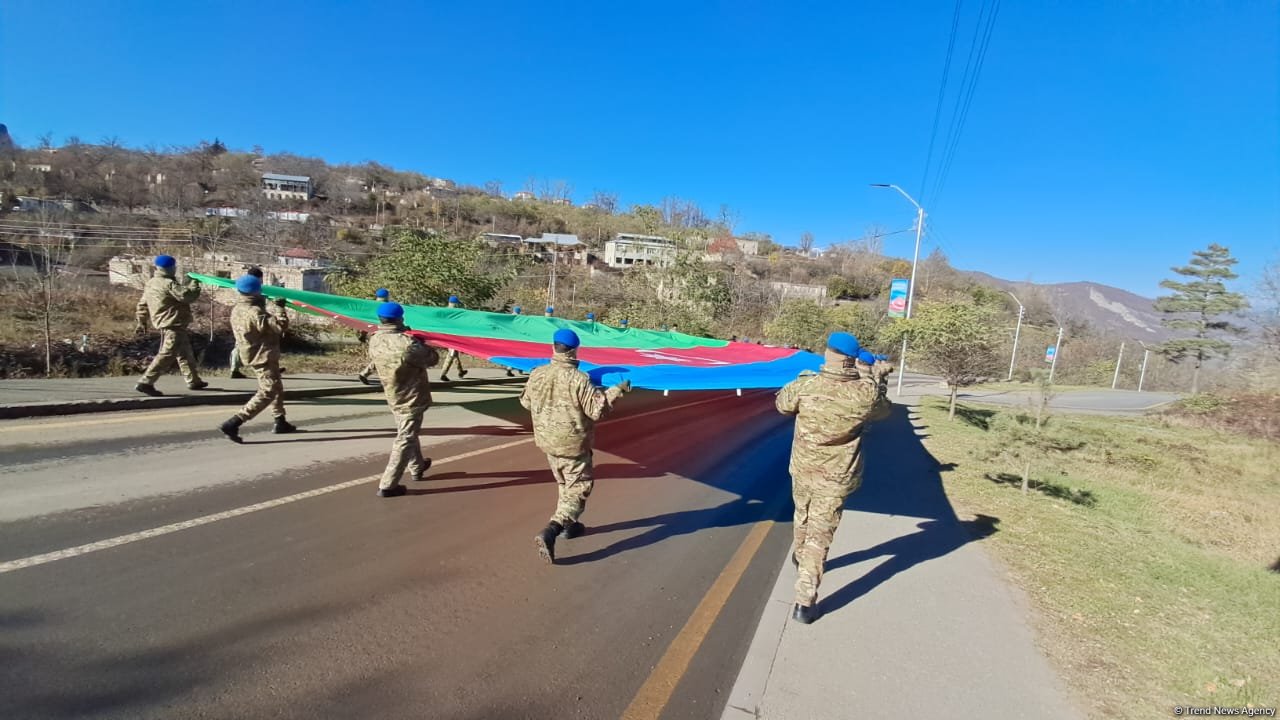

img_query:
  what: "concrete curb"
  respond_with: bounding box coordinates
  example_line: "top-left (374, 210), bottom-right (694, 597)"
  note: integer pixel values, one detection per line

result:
top-left (720, 550), bottom-right (796, 719)
top-left (0, 377), bottom-right (525, 420)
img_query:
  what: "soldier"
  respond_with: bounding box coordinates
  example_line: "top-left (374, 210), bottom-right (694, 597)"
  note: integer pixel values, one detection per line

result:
top-left (521, 329), bottom-right (632, 563)
top-left (219, 275), bottom-right (297, 442)
top-left (357, 288), bottom-right (391, 385)
top-left (439, 295), bottom-right (470, 381)
top-left (135, 254), bottom-right (207, 396)
top-left (776, 331), bottom-right (890, 624)
top-left (544, 305), bottom-right (555, 317)
top-left (228, 266), bottom-right (264, 379)
top-left (368, 301), bottom-right (439, 498)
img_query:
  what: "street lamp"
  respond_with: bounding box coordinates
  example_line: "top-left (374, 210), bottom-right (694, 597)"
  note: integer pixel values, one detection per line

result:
top-left (1006, 291), bottom-right (1024, 381)
top-left (870, 183), bottom-right (925, 396)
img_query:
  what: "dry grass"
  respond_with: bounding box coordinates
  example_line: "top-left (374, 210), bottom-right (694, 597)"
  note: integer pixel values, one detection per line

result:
top-left (917, 398), bottom-right (1280, 719)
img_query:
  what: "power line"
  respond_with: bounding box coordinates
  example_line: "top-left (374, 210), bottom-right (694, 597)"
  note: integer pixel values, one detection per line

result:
top-left (918, 0), bottom-right (966, 202)
top-left (930, 0), bottom-right (1001, 209)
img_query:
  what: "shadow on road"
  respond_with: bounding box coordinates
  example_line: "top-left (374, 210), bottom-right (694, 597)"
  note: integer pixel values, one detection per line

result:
top-left (818, 403), bottom-right (1001, 617)
top-left (984, 472), bottom-right (1098, 507)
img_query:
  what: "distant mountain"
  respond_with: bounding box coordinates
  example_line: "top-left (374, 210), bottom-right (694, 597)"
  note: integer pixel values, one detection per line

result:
top-left (0, 123), bottom-right (13, 150)
top-left (961, 271), bottom-right (1177, 341)
top-left (961, 270), bottom-right (1265, 345)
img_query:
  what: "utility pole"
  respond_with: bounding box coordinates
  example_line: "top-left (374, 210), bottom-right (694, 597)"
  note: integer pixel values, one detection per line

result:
top-left (1138, 345), bottom-right (1151, 392)
top-left (871, 184), bottom-right (924, 397)
top-left (1007, 291), bottom-right (1024, 381)
top-left (1048, 326), bottom-right (1064, 383)
top-left (1111, 342), bottom-right (1124, 390)
top-left (548, 243), bottom-right (557, 307)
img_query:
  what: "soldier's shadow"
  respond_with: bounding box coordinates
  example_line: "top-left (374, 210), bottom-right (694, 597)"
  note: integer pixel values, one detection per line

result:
top-left (815, 403), bottom-right (1002, 617)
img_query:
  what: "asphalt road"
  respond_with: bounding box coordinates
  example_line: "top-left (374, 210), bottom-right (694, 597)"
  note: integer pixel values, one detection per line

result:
top-left (0, 384), bottom-right (797, 720)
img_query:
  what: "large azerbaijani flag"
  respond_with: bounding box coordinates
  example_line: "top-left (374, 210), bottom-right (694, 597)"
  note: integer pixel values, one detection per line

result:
top-left (191, 274), bottom-right (821, 391)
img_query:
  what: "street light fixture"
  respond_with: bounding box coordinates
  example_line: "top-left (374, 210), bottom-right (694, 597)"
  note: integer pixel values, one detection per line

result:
top-left (1006, 291), bottom-right (1024, 381)
top-left (870, 184), bottom-right (925, 396)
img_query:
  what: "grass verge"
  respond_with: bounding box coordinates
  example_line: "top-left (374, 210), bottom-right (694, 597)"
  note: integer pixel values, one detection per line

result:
top-left (915, 397), bottom-right (1279, 719)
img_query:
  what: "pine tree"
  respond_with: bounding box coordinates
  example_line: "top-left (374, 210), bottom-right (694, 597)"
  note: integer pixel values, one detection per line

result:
top-left (1154, 243), bottom-right (1248, 393)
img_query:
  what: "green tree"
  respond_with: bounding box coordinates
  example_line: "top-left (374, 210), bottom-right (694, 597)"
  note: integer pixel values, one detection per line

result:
top-left (765, 300), bottom-right (829, 349)
top-left (328, 228), bottom-right (512, 306)
top-left (1154, 243), bottom-right (1249, 393)
top-left (885, 299), bottom-right (1001, 419)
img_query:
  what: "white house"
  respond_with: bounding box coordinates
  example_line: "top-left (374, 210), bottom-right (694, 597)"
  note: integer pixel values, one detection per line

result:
top-left (604, 233), bottom-right (677, 269)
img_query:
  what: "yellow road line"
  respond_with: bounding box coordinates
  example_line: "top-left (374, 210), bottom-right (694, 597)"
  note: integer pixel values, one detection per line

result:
top-left (621, 518), bottom-right (775, 720)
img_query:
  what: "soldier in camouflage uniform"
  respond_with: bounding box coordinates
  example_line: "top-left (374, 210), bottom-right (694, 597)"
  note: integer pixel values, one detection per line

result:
top-left (368, 302), bottom-right (439, 498)
top-left (228, 266), bottom-right (264, 379)
top-left (856, 350), bottom-right (895, 396)
top-left (776, 331), bottom-right (890, 623)
top-left (135, 254), bottom-right (207, 396)
top-left (219, 275), bottom-right (297, 442)
top-left (357, 288), bottom-right (392, 385)
top-left (520, 328), bottom-right (631, 563)
top-left (438, 295), bottom-right (470, 381)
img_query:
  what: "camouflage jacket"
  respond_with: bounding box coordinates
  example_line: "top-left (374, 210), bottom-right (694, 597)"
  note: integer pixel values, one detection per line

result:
top-left (776, 355), bottom-right (891, 494)
top-left (135, 270), bottom-right (201, 330)
top-left (230, 295), bottom-right (288, 368)
top-left (368, 323), bottom-right (439, 414)
top-left (519, 350), bottom-right (624, 458)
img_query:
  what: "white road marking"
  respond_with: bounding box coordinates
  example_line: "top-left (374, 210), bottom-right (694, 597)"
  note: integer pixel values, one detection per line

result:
top-left (0, 393), bottom-right (754, 575)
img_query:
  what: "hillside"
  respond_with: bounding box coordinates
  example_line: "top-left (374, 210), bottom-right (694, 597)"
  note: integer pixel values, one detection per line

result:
top-left (963, 271), bottom-right (1175, 342)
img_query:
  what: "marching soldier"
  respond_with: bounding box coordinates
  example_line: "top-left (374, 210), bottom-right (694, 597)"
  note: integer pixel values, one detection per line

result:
top-left (228, 266), bottom-right (264, 379)
top-left (357, 288), bottom-right (391, 385)
top-left (776, 332), bottom-right (890, 624)
top-left (520, 329), bottom-right (631, 563)
top-left (219, 275), bottom-right (297, 442)
top-left (439, 295), bottom-right (469, 381)
top-left (135, 254), bottom-right (207, 396)
top-left (368, 302), bottom-right (439, 497)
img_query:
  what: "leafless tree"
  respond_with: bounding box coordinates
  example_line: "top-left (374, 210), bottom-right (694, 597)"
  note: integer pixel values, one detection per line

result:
top-left (590, 190), bottom-right (618, 214)
top-left (798, 231), bottom-right (815, 255)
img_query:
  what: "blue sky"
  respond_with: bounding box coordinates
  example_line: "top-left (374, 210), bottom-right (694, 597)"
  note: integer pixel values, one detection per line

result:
top-left (2, 1), bottom-right (1277, 298)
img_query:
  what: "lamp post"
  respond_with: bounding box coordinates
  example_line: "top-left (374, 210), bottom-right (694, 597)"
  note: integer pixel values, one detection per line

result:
top-left (1138, 342), bottom-right (1152, 392)
top-left (1006, 291), bottom-right (1024, 381)
top-left (870, 184), bottom-right (925, 397)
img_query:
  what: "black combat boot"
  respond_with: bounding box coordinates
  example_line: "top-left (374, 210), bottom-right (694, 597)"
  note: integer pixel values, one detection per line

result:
top-left (439, 374), bottom-right (451, 382)
top-left (357, 373), bottom-right (372, 385)
top-left (377, 485), bottom-right (407, 498)
top-left (563, 521), bottom-right (585, 539)
top-left (220, 417), bottom-right (244, 444)
top-left (458, 369), bottom-right (468, 378)
top-left (229, 370), bottom-right (247, 379)
top-left (792, 603), bottom-right (819, 625)
top-left (273, 417), bottom-right (298, 434)
top-left (135, 382), bottom-right (162, 397)
top-left (534, 522), bottom-right (564, 564)
top-left (188, 380), bottom-right (209, 390)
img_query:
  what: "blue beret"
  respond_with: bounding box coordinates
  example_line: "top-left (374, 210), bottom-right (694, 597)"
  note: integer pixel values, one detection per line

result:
top-left (513, 306), bottom-right (522, 314)
top-left (827, 332), bottom-right (861, 356)
top-left (874, 353), bottom-right (889, 361)
top-left (857, 349), bottom-right (876, 365)
top-left (235, 274), bottom-right (262, 295)
top-left (154, 254), bottom-right (176, 269)
top-left (447, 295), bottom-right (458, 303)
top-left (620, 319), bottom-right (629, 326)
top-left (586, 312), bottom-right (595, 320)
top-left (377, 302), bottom-right (404, 320)
top-left (553, 328), bottom-right (580, 348)
top-left (545, 306), bottom-right (554, 314)
top-left (375, 288), bottom-right (390, 299)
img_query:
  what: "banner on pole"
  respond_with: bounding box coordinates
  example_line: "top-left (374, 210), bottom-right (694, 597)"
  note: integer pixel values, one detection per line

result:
top-left (888, 279), bottom-right (909, 318)
top-left (1045, 346), bottom-right (1056, 363)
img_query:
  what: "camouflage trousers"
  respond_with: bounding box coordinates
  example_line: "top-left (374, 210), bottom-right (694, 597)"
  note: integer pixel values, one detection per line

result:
top-left (234, 365), bottom-right (285, 422)
top-left (546, 452), bottom-right (593, 526)
top-left (441, 349), bottom-right (465, 376)
top-left (229, 345), bottom-right (253, 375)
top-left (358, 359), bottom-right (377, 379)
top-left (380, 410), bottom-right (427, 490)
top-left (793, 485), bottom-right (849, 607)
top-left (140, 329), bottom-right (201, 385)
